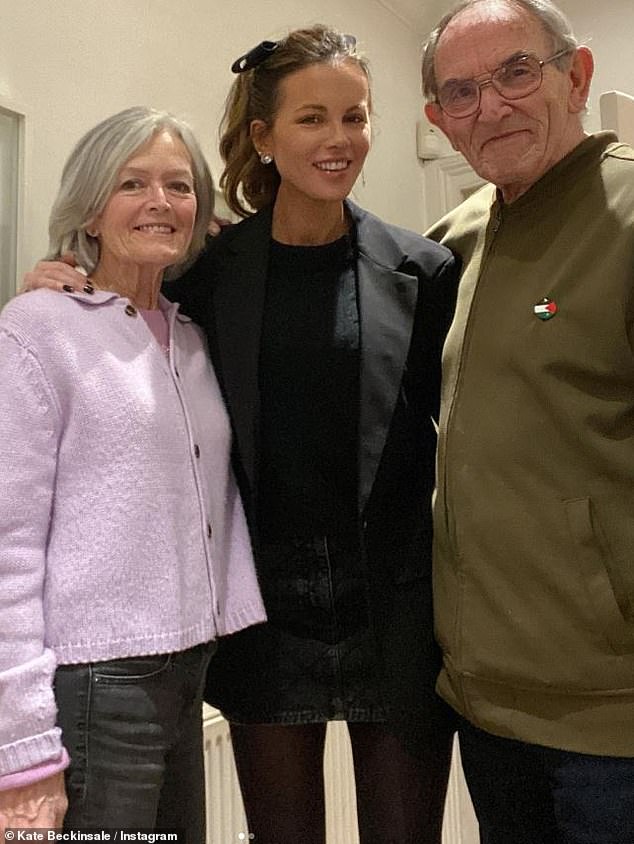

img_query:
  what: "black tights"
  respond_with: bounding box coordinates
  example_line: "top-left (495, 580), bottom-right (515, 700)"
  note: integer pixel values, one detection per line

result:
top-left (229, 721), bottom-right (453, 844)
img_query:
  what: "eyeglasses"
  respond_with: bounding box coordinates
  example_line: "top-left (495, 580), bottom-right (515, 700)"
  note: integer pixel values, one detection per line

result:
top-left (436, 48), bottom-right (572, 118)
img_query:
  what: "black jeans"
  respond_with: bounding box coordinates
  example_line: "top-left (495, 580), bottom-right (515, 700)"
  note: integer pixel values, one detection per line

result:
top-left (54, 642), bottom-right (216, 841)
top-left (458, 717), bottom-right (634, 844)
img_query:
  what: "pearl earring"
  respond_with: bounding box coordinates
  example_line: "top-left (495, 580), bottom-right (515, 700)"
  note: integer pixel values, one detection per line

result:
top-left (259, 152), bottom-right (273, 165)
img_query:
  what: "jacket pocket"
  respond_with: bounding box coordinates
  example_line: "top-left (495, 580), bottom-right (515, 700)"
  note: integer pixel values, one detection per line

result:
top-left (565, 497), bottom-right (634, 655)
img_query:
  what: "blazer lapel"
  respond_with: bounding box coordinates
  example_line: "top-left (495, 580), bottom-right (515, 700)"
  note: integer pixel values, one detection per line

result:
top-left (211, 202), bottom-right (418, 514)
top-left (352, 204), bottom-right (419, 514)
top-left (211, 208), bottom-right (272, 493)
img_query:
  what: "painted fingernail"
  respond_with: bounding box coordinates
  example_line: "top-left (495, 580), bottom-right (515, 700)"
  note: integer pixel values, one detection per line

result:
top-left (83, 284), bottom-right (94, 294)
top-left (62, 285), bottom-right (75, 293)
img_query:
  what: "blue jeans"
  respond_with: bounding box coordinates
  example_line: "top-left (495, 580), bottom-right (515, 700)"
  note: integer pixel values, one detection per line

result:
top-left (54, 642), bottom-right (216, 840)
top-left (458, 718), bottom-right (634, 844)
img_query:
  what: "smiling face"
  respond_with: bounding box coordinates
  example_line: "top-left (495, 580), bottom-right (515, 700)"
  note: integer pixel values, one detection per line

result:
top-left (425, 0), bottom-right (593, 202)
top-left (251, 60), bottom-right (371, 211)
top-left (92, 129), bottom-right (197, 278)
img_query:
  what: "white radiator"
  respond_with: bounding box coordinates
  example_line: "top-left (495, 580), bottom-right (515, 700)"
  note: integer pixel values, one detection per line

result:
top-left (203, 707), bottom-right (478, 844)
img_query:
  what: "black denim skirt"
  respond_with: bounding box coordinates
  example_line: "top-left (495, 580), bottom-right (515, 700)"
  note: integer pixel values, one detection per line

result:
top-left (204, 535), bottom-right (387, 724)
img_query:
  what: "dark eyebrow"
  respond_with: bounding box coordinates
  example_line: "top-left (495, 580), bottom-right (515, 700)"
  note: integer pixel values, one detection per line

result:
top-left (293, 102), bottom-right (367, 113)
top-left (294, 104), bottom-right (327, 113)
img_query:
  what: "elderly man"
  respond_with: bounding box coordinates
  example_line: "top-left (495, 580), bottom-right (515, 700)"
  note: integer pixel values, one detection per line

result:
top-left (422, 1), bottom-right (634, 841)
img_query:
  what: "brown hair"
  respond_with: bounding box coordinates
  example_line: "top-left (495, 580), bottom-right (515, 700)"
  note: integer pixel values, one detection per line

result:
top-left (220, 24), bottom-right (371, 218)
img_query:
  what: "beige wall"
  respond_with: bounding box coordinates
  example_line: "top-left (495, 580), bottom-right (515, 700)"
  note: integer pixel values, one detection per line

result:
top-left (0, 0), bottom-right (427, 284)
top-left (3, 1), bottom-right (632, 285)
top-left (556, 0), bottom-right (634, 133)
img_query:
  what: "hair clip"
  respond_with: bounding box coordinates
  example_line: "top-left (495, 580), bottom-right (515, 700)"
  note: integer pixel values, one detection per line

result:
top-left (231, 40), bottom-right (279, 74)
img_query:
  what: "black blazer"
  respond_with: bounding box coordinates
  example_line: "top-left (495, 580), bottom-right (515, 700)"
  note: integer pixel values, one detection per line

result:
top-left (165, 201), bottom-right (460, 745)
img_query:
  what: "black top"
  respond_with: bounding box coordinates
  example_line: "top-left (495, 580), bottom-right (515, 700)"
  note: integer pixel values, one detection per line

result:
top-left (163, 201), bottom-right (461, 740)
top-left (257, 233), bottom-right (360, 541)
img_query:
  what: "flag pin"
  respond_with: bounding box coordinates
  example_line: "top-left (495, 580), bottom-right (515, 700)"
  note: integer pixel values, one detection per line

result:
top-left (533, 297), bottom-right (558, 321)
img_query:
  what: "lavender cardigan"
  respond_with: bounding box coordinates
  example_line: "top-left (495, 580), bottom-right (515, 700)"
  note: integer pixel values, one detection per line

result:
top-left (0, 289), bottom-right (265, 783)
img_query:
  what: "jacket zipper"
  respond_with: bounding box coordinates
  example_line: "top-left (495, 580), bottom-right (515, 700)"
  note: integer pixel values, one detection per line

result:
top-left (442, 203), bottom-right (503, 554)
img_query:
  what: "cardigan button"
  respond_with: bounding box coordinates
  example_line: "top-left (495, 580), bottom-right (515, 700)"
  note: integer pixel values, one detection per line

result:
top-left (194, 444), bottom-right (200, 458)
top-left (207, 523), bottom-right (213, 539)
top-left (125, 304), bottom-right (137, 316)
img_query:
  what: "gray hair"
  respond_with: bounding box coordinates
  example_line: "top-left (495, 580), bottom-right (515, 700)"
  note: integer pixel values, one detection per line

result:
top-left (422, 0), bottom-right (578, 101)
top-left (220, 24), bottom-right (371, 217)
top-left (47, 106), bottom-right (214, 275)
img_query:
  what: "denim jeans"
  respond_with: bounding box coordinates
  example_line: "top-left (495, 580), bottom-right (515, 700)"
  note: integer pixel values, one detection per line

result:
top-left (458, 717), bottom-right (634, 844)
top-left (54, 642), bottom-right (216, 841)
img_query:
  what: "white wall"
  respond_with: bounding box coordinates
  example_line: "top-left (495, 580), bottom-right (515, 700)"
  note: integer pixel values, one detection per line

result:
top-left (4, 1), bottom-right (629, 286)
top-left (0, 0), bottom-right (427, 285)
top-left (555, 0), bottom-right (634, 133)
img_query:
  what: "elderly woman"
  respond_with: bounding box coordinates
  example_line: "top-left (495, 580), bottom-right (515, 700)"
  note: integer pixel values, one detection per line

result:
top-left (0, 107), bottom-right (265, 836)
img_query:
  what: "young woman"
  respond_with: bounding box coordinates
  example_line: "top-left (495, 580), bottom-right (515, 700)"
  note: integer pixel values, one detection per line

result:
top-left (23, 27), bottom-right (460, 844)
top-left (170, 27), bottom-right (460, 844)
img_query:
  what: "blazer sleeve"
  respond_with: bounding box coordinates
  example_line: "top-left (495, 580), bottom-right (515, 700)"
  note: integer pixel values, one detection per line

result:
top-left (432, 249), bottom-right (461, 341)
top-left (404, 244), bottom-right (461, 423)
top-left (162, 236), bottom-right (217, 324)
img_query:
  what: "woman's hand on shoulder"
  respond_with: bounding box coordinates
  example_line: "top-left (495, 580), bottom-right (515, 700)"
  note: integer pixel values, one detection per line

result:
top-left (20, 253), bottom-right (92, 295)
top-left (0, 772), bottom-right (67, 831)
top-left (207, 215), bottom-right (233, 237)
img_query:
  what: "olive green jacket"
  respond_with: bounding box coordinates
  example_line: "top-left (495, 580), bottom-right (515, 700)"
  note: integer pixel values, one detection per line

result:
top-left (428, 133), bottom-right (634, 755)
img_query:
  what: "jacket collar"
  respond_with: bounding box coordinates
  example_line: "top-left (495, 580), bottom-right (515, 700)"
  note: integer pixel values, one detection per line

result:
top-left (348, 200), bottom-right (420, 512)
top-left (346, 199), bottom-right (412, 271)
top-left (222, 199), bottom-right (410, 271)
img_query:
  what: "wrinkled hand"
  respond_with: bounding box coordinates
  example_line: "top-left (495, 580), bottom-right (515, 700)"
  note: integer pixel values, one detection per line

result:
top-left (0, 773), bottom-right (67, 831)
top-left (20, 253), bottom-right (90, 294)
